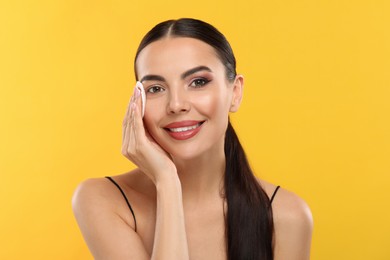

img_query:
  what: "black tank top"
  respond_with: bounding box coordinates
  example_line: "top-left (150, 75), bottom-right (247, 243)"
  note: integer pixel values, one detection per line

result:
top-left (105, 176), bottom-right (281, 233)
top-left (105, 176), bottom-right (138, 232)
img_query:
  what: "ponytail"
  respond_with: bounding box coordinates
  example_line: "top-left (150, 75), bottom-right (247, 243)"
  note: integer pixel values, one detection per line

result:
top-left (134, 18), bottom-right (275, 259)
top-left (224, 120), bottom-right (274, 260)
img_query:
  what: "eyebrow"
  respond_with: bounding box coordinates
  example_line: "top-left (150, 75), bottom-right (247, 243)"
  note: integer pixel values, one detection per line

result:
top-left (140, 65), bottom-right (212, 83)
top-left (181, 66), bottom-right (212, 79)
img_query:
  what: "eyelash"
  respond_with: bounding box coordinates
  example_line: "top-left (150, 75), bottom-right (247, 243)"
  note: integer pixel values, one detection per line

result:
top-left (145, 78), bottom-right (211, 94)
top-left (146, 85), bottom-right (165, 94)
top-left (189, 78), bottom-right (211, 88)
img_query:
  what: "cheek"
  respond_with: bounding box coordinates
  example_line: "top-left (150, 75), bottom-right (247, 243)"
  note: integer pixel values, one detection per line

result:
top-left (194, 91), bottom-right (229, 117)
top-left (143, 116), bottom-right (153, 132)
top-left (143, 101), bottom-right (161, 133)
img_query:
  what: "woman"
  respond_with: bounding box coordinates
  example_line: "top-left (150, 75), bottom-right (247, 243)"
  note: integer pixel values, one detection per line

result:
top-left (72, 18), bottom-right (313, 260)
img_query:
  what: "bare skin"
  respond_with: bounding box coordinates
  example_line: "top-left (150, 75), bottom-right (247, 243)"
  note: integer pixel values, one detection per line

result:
top-left (72, 37), bottom-right (313, 260)
top-left (73, 171), bottom-right (312, 259)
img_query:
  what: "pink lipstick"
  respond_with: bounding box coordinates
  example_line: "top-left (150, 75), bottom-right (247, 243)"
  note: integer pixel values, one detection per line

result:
top-left (163, 120), bottom-right (205, 140)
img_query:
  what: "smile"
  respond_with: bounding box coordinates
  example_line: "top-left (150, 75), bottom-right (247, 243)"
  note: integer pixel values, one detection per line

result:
top-left (163, 120), bottom-right (205, 140)
top-left (168, 122), bottom-right (203, 132)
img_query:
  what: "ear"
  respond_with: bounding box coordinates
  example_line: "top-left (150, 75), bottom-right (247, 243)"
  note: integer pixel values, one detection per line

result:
top-left (229, 74), bottom-right (244, 112)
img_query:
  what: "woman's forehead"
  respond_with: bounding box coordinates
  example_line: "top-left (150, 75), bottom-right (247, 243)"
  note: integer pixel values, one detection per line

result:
top-left (135, 37), bottom-right (223, 77)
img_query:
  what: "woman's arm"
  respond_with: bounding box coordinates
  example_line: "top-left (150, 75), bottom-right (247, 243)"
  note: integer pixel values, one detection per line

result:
top-left (125, 86), bottom-right (190, 259)
top-left (72, 176), bottom-right (189, 260)
top-left (72, 86), bottom-right (190, 260)
top-left (272, 188), bottom-right (313, 260)
top-left (72, 178), bottom-right (150, 259)
top-left (152, 178), bottom-right (189, 259)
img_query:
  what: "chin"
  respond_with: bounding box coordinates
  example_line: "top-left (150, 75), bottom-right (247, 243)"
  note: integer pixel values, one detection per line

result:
top-left (152, 130), bottom-right (225, 162)
top-left (167, 147), bottom-right (205, 161)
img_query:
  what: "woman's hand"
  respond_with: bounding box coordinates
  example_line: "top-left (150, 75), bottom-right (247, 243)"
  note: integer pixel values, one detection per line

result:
top-left (122, 84), bottom-right (178, 185)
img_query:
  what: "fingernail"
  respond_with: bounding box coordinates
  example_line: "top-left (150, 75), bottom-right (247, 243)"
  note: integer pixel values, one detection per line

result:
top-left (135, 88), bottom-right (140, 98)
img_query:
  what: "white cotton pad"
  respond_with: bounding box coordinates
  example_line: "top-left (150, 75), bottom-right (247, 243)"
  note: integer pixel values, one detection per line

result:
top-left (136, 81), bottom-right (146, 118)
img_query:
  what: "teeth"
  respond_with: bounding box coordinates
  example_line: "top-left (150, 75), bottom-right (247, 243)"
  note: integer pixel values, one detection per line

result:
top-left (169, 123), bottom-right (201, 132)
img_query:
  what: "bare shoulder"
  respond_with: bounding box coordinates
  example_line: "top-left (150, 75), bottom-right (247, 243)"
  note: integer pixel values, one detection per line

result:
top-left (71, 174), bottom-right (133, 231)
top-left (257, 178), bottom-right (313, 227)
top-left (71, 170), bottom-right (152, 259)
top-left (272, 187), bottom-right (313, 233)
top-left (257, 178), bottom-right (313, 260)
top-left (72, 176), bottom-right (117, 214)
top-left (72, 169), bottom-right (153, 226)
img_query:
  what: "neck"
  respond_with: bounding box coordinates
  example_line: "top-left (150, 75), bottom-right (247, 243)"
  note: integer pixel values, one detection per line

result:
top-left (172, 143), bottom-right (226, 203)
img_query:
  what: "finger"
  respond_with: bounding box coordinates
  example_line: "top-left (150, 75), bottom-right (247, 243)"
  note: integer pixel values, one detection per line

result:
top-left (129, 102), bottom-right (137, 151)
top-left (122, 83), bottom-right (140, 157)
top-left (122, 102), bottom-right (133, 156)
top-left (122, 89), bottom-right (136, 142)
top-left (122, 100), bottom-right (132, 144)
top-left (122, 95), bottom-right (136, 155)
top-left (132, 89), bottom-right (146, 143)
top-left (123, 93), bottom-right (134, 125)
top-left (124, 86), bottom-right (143, 156)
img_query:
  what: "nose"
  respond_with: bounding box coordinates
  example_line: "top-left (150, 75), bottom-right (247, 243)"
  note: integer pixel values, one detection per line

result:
top-left (166, 87), bottom-right (191, 114)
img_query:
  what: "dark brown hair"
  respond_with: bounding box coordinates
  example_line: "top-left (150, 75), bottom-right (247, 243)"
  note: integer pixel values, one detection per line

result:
top-left (134, 18), bottom-right (274, 260)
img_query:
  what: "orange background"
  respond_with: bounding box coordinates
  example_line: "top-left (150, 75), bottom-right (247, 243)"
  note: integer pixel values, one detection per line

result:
top-left (1, 0), bottom-right (389, 259)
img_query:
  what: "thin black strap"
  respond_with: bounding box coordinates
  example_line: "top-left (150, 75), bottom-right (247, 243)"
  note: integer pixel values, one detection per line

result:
top-left (105, 176), bottom-right (137, 232)
top-left (270, 185), bottom-right (281, 205)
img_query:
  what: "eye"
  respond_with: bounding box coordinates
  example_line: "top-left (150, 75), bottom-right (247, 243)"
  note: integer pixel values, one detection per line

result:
top-left (189, 78), bottom-right (210, 88)
top-left (146, 85), bottom-right (165, 94)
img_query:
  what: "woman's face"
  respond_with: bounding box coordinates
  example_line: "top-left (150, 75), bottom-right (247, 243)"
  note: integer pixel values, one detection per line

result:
top-left (135, 37), bottom-right (243, 160)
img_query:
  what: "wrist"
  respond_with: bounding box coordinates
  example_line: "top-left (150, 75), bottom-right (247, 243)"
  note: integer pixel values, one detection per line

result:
top-left (155, 172), bottom-right (181, 191)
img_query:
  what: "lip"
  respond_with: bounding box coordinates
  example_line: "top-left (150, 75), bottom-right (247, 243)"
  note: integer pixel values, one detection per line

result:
top-left (163, 120), bottom-right (204, 128)
top-left (163, 120), bottom-right (205, 140)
